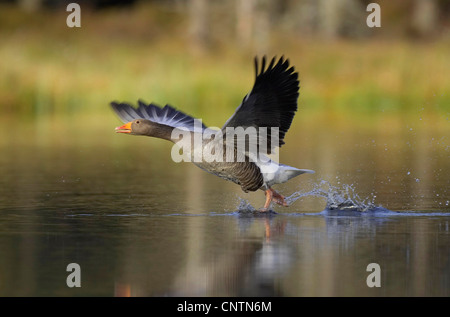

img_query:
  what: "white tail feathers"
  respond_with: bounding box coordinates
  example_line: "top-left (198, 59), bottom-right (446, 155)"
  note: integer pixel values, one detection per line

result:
top-left (260, 162), bottom-right (315, 187)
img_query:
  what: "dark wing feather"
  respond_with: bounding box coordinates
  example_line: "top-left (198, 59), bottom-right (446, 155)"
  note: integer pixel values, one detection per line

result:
top-left (111, 100), bottom-right (207, 132)
top-left (222, 56), bottom-right (299, 151)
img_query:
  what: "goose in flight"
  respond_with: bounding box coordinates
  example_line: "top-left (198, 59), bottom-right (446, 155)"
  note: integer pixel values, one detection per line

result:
top-left (111, 56), bottom-right (314, 211)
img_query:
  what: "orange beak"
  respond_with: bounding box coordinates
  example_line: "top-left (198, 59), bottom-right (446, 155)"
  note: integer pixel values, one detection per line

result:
top-left (115, 122), bottom-right (132, 133)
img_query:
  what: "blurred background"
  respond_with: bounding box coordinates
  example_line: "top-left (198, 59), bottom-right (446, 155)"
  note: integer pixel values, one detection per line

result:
top-left (1, 0), bottom-right (449, 120)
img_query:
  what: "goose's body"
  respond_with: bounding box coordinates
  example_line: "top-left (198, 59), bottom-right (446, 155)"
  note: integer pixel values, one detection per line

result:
top-left (112, 56), bottom-right (314, 211)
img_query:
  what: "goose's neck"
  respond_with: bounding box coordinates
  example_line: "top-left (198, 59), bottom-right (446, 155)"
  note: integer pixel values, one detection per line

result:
top-left (148, 123), bottom-right (199, 148)
top-left (148, 123), bottom-right (176, 142)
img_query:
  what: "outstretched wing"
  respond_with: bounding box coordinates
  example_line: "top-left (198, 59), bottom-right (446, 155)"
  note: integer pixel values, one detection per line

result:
top-left (111, 100), bottom-right (207, 132)
top-left (222, 56), bottom-right (299, 152)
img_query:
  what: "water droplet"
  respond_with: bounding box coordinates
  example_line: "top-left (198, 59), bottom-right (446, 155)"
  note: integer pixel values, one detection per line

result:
top-left (415, 178), bottom-right (420, 182)
top-left (407, 171), bottom-right (411, 175)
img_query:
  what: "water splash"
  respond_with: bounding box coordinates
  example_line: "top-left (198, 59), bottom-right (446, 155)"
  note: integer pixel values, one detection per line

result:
top-left (236, 198), bottom-right (279, 215)
top-left (237, 180), bottom-right (379, 213)
top-left (285, 180), bottom-right (378, 212)
top-left (236, 198), bottom-right (257, 212)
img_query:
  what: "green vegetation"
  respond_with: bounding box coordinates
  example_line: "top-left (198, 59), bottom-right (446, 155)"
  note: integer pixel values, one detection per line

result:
top-left (0, 3), bottom-right (449, 128)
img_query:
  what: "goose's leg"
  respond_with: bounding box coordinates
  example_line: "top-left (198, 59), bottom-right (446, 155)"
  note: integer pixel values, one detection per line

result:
top-left (272, 189), bottom-right (288, 207)
top-left (260, 189), bottom-right (274, 212)
top-left (260, 188), bottom-right (288, 212)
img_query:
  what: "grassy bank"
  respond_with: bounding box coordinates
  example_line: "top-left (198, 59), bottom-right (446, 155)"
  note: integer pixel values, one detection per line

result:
top-left (0, 3), bottom-right (449, 126)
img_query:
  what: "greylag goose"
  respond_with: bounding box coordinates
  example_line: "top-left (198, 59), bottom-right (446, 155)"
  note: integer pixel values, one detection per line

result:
top-left (111, 56), bottom-right (314, 211)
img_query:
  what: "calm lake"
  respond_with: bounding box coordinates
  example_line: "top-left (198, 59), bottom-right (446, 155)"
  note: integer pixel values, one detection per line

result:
top-left (0, 114), bottom-right (448, 296)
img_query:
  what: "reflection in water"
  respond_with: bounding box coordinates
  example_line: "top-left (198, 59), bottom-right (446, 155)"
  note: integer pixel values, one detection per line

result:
top-left (125, 211), bottom-right (449, 297)
top-left (170, 216), bottom-right (293, 297)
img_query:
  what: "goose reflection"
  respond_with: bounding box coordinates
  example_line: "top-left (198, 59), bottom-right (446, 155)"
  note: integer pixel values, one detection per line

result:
top-left (169, 215), bottom-right (294, 296)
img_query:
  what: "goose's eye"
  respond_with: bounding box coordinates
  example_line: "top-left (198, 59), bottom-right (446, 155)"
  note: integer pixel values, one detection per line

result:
top-left (136, 120), bottom-right (140, 124)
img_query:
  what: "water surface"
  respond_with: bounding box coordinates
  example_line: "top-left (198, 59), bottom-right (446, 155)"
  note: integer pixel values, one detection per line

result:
top-left (0, 116), bottom-right (448, 296)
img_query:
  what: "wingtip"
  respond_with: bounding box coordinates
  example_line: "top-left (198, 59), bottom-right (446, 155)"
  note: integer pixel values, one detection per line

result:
top-left (110, 101), bottom-right (127, 113)
top-left (253, 55), bottom-right (296, 77)
top-left (137, 99), bottom-right (147, 107)
top-left (261, 56), bottom-right (266, 75)
top-left (254, 55), bottom-right (268, 76)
